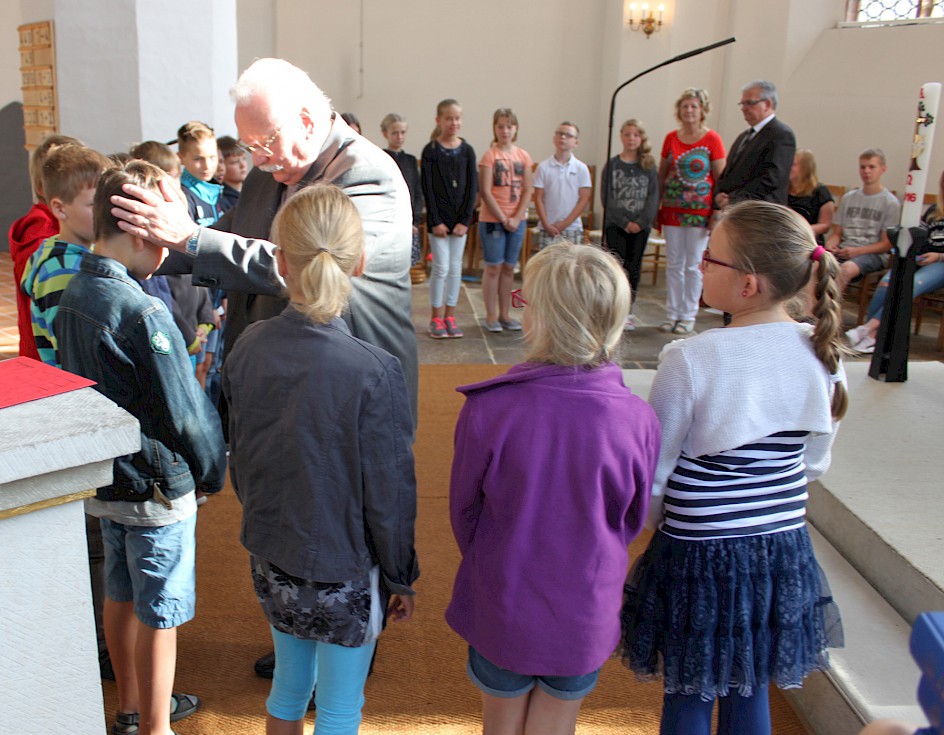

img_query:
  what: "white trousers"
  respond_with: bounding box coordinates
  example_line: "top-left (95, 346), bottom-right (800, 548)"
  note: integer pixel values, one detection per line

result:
top-left (663, 225), bottom-right (709, 321)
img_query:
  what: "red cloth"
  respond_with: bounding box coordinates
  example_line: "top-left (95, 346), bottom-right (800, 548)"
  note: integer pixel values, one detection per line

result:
top-left (9, 203), bottom-right (58, 360)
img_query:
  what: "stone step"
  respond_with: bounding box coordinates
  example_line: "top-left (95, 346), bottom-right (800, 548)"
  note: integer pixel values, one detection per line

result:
top-left (783, 523), bottom-right (927, 734)
top-left (806, 362), bottom-right (944, 625)
top-left (788, 362), bottom-right (944, 734)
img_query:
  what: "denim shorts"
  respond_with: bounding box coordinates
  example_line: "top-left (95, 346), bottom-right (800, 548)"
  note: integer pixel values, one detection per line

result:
top-left (100, 513), bottom-right (197, 629)
top-left (848, 250), bottom-right (887, 276)
top-left (205, 327), bottom-right (221, 355)
top-left (467, 646), bottom-right (600, 701)
top-left (480, 221), bottom-right (527, 266)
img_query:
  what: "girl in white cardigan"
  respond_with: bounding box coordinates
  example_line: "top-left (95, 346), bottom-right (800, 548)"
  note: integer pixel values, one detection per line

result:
top-left (621, 201), bottom-right (848, 735)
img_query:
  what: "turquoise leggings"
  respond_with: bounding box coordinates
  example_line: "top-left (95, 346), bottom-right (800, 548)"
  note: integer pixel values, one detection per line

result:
top-left (266, 626), bottom-right (377, 733)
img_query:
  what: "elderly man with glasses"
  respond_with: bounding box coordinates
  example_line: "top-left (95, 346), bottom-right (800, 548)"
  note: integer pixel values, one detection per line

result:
top-left (712, 79), bottom-right (796, 221)
top-left (111, 58), bottom-right (418, 424)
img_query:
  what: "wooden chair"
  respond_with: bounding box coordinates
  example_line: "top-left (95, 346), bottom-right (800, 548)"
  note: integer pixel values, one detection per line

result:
top-left (913, 289), bottom-right (944, 351)
top-left (410, 223), bottom-right (429, 284)
top-left (826, 184), bottom-right (846, 203)
top-left (640, 232), bottom-right (667, 286)
top-left (582, 164), bottom-right (596, 230)
top-left (844, 270), bottom-right (886, 325)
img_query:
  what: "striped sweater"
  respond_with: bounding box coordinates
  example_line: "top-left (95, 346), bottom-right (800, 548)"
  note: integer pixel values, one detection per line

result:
top-left (20, 236), bottom-right (90, 366)
top-left (647, 322), bottom-right (844, 532)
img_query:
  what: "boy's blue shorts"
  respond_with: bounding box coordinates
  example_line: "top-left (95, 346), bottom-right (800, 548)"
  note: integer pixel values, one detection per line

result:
top-left (205, 328), bottom-right (220, 355)
top-left (467, 646), bottom-right (600, 701)
top-left (100, 513), bottom-right (197, 629)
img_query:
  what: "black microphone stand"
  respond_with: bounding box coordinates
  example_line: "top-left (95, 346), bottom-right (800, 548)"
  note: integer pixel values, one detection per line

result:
top-left (600, 37), bottom-right (735, 247)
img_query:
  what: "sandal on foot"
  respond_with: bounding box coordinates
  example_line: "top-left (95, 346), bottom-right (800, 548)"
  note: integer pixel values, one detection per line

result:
top-left (169, 692), bottom-right (200, 722)
top-left (111, 712), bottom-right (138, 735)
top-left (111, 693), bottom-right (197, 735)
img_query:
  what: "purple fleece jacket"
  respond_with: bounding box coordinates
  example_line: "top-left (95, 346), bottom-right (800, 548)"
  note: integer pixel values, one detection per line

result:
top-left (446, 361), bottom-right (660, 675)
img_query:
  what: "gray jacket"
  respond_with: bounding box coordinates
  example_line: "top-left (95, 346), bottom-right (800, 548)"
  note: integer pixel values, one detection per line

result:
top-left (188, 114), bottom-right (419, 424)
top-left (222, 306), bottom-right (418, 596)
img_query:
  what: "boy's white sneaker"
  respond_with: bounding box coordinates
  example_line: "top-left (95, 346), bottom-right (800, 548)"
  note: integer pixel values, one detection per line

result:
top-left (856, 335), bottom-right (876, 354)
top-left (845, 325), bottom-right (868, 347)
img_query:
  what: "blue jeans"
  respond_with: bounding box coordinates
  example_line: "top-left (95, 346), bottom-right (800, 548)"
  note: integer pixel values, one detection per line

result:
top-left (428, 233), bottom-right (467, 308)
top-left (866, 261), bottom-right (944, 322)
top-left (267, 626), bottom-right (376, 733)
top-left (661, 688), bottom-right (771, 735)
top-left (480, 221), bottom-right (527, 266)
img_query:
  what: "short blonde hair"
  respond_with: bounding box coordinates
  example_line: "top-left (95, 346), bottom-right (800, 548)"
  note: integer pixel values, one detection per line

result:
top-left (271, 184), bottom-right (364, 325)
top-left (674, 88), bottom-right (711, 125)
top-left (523, 241), bottom-right (629, 368)
top-left (380, 113), bottom-right (405, 133)
top-left (129, 140), bottom-right (179, 175)
top-left (29, 134), bottom-right (83, 202)
top-left (177, 121), bottom-right (216, 155)
top-left (43, 145), bottom-right (112, 204)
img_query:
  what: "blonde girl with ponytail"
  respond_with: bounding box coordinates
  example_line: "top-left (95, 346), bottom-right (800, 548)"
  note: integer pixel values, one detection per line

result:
top-left (223, 183), bottom-right (419, 735)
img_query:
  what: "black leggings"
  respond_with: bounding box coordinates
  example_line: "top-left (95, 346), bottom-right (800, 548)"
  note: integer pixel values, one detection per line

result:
top-left (605, 226), bottom-right (649, 305)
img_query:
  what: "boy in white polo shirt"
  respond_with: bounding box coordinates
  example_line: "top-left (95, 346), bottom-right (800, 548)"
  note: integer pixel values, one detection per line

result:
top-left (533, 121), bottom-right (592, 249)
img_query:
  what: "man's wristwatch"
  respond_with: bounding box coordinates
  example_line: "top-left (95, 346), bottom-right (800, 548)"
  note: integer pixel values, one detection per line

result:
top-left (185, 230), bottom-right (200, 257)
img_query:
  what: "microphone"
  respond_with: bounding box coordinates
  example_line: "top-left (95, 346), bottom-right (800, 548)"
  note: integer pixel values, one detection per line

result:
top-left (601, 37), bottom-right (736, 246)
top-left (664, 37), bottom-right (736, 65)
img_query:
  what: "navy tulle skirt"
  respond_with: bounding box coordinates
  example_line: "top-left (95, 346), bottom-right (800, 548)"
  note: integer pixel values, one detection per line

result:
top-left (620, 525), bottom-right (843, 701)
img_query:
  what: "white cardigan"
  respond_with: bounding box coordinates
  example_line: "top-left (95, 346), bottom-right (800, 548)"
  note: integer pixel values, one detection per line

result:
top-left (648, 322), bottom-right (845, 516)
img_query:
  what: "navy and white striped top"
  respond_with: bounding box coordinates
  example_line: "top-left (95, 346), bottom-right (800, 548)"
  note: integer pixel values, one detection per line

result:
top-left (660, 431), bottom-right (810, 540)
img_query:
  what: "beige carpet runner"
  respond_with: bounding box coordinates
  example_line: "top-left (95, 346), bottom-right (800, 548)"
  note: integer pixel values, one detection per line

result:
top-left (102, 364), bottom-right (807, 734)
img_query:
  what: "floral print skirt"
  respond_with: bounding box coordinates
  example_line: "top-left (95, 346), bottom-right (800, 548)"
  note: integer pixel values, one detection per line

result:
top-left (620, 525), bottom-right (843, 700)
top-left (250, 555), bottom-right (384, 647)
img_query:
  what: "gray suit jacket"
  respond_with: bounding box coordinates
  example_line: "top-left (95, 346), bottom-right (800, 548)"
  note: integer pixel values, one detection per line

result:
top-left (191, 115), bottom-right (419, 423)
top-left (716, 116), bottom-right (796, 205)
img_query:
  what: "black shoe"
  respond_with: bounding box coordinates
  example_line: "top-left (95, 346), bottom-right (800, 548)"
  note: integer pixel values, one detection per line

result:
top-left (254, 650), bottom-right (276, 679)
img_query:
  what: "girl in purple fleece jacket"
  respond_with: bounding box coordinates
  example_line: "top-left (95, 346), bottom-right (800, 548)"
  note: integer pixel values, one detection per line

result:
top-left (446, 241), bottom-right (660, 735)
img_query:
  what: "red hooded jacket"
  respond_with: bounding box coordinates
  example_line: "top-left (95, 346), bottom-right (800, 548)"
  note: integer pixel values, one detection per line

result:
top-left (9, 203), bottom-right (58, 360)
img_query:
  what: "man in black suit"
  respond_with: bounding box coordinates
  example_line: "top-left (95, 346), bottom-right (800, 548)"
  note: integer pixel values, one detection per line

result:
top-left (713, 80), bottom-right (796, 219)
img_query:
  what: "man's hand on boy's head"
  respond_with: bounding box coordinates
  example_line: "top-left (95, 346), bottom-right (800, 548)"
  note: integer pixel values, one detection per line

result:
top-left (110, 178), bottom-right (196, 250)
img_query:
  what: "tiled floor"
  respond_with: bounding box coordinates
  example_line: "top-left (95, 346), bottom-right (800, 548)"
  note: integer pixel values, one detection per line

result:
top-left (2, 249), bottom-right (941, 366)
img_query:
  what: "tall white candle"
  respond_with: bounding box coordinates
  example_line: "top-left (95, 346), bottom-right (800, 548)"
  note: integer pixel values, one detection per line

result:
top-left (898, 83), bottom-right (941, 257)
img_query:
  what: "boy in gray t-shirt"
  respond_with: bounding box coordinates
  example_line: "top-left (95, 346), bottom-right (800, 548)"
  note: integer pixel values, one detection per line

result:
top-left (826, 148), bottom-right (900, 292)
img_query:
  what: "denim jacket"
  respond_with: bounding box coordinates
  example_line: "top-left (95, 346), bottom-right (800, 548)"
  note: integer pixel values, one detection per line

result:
top-left (56, 253), bottom-right (227, 503)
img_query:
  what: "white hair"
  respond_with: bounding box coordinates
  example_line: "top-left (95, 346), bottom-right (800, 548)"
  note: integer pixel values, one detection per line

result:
top-left (742, 79), bottom-right (779, 109)
top-left (231, 58), bottom-right (332, 122)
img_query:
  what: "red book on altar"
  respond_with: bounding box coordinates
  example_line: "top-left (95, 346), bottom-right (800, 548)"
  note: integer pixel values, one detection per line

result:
top-left (0, 357), bottom-right (96, 410)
